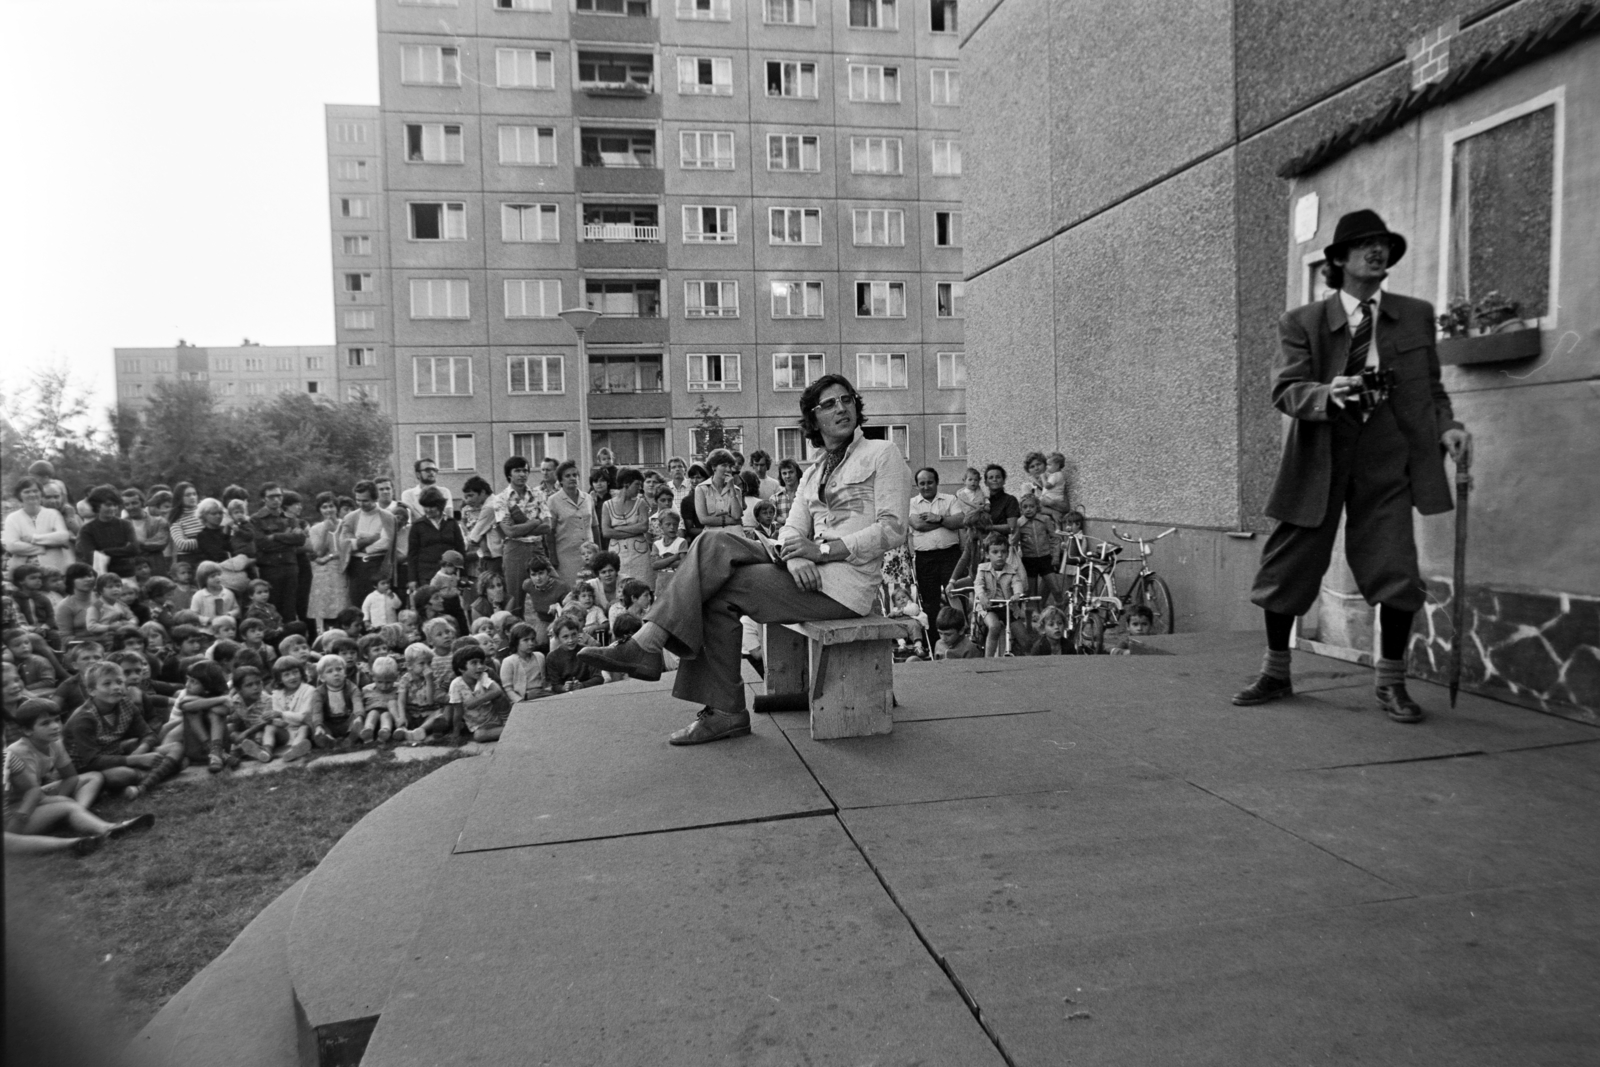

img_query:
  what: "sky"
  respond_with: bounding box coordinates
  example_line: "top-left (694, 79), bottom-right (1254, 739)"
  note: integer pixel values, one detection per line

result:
top-left (0, 0), bottom-right (379, 419)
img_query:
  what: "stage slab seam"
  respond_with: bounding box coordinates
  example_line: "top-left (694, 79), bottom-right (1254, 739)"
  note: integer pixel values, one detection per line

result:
top-left (448, 803), bottom-right (839, 854)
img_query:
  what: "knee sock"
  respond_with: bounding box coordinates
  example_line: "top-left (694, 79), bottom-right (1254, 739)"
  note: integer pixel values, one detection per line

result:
top-left (1378, 605), bottom-right (1414, 662)
top-left (1264, 610), bottom-right (1294, 652)
top-left (1376, 657), bottom-right (1407, 689)
top-left (1261, 649), bottom-right (1292, 682)
top-left (632, 622), bottom-right (668, 653)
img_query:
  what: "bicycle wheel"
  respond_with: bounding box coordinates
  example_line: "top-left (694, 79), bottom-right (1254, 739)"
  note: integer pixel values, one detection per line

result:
top-left (1128, 574), bottom-right (1176, 634)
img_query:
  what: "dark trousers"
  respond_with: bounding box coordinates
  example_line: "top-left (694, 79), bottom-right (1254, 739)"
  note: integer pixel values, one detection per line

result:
top-left (347, 555), bottom-right (387, 610)
top-left (295, 554), bottom-right (313, 625)
top-left (650, 530), bottom-right (856, 714)
top-left (257, 563), bottom-right (300, 626)
top-left (503, 540), bottom-right (545, 617)
top-left (1251, 404), bottom-right (1424, 617)
top-left (913, 544), bottom-right (961, 620)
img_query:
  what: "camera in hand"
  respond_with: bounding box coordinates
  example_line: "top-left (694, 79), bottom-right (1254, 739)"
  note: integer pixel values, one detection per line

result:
top-left (1354, 366), bottom-right (1396, 416)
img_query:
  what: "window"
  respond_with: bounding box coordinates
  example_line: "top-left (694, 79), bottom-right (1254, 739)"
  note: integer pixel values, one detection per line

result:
top-left (212, 381), bottom-right (237, 397)
top-left (591, 428), bottom-right (665, 467)
top-left (273, 357), bottom-right (295, 371)
top-left (305, 356), bottom-right (325, 370)
top-left (578, 51), bottom-right (654, 91)
top-left (243, 357), bottom-right (265, 371)
top-left (576, 0), bottom-right (651, 12)
top-left (766, 60), bottom-right (817, 99)
top-left (502, 203), bottom-right (560, 242)
top-left (772, 352), bottom-right (824, 390)
top-left (344, 272), bottom-right (373, 293)
top-left (507, 354), bottom-right (564, 394)
top-left (849, 137), bottom-right (902, 174)
top-left (680, 130), bottom-right (734, 170)
top-left (678, 56), bottom-right (732, 95)
top-left (852, 208), bottom-right (904, 246)
top-left (152, 358), bottom-right (175, 373)
top-left (769, 207), bottom-right (821, 245)
top-left (848, 0), bottom-right (896, 29)
top-left (856, 281), bottom-right (906, 318)
top-left (684, 280), bottom-right (738, 318)
top-left (212, 357), bottom-right (234, 371)
top-left (774, 427), bottom-right (822, 463)
top-left (930, 68), bottom-right (959, 106)
top-left (936, 351), bottom-right (966, 389)
top-left (935, 210), bottom-right (963, 248)
top-left (340, 197), bottom-right (371, 218)
top-left (686, 353), bottom-right (741, 391)
top-left (400, 0), bottom-right (459, 6)
top-left (589, 353), bottom-right (664, 393)
top-left (409, 279), bottom-right (470, 319)
top-left (855, 352), bottom-right (907, 389)
top-left (336, 159), bottom-right (367, 181)
top-left (939, 423), bottom-right (966, 458)
top-left (334, 122), bottom-right (368, 144)
top-left (1445, 98), bottom-right (1558, 325)
top-left (504, 279), bottom-right (562, 318)
top-left (401, 45), bottom-right (460, 86)
top-left (344, 310), bottom-right (376, 329)
top-left (848, 64), bottom-right (900, 103)
top-left (496, 48), bottom-right (554, 88)
top-left (770, 281), bottom-right (823, 318)
top-left (408, 202), bottom-right (466, 241)
top-left (277, 382), bottom-right (298, 394)
top-left (862, 424), bottom-right (909, 458)
top-left (404, 123), bottom-right (463, 163)
top-left (932, 139), bottom-right (962, 175)
top-left (119, 358), bottom-right (141, 373)
top-left (582, 129), bottom-right (654, 168)
top-left (342, 235), bottom-right (372, 255)
top-left (413, 355), bottom-right (473, 395)
top-left (930, 0), bottom-right (957, 32)
top-left (499, 125), bottom-right (556, 166)
top-left (764, 0), bottom-right (814, 25)
top-left (677, 0), bottom-right (730, 18)
top-left (417, 433), bottom-right (476, 472)
top-left (936, 281), bottom-right (964, 318)
top-left (495, 0), bottom-right (551, 7)
top-left (346, 384), bottom-right (379, 405)
top-left (347, 347), bottom-right (377, 368)
top-left (510, 432), bottom-right (567, 464)
top-left (585, 280), bottom-right (661, 317)
top-left (688, 425), bottom-right (743, 460)
top-left (246, 381), bottom-right (266, 396)
top-left (119, 383), bottom-right (144, 398)
top-left (767, 134), bottom-right (819, 172)
top-left (683, 205), bottom-right (737, 244)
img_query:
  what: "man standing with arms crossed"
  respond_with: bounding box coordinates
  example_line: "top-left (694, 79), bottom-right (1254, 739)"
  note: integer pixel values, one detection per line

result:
top-left (494, 457), bottom-right (552, 617)
top-left (1234, 210), bottom-right (1470, 723)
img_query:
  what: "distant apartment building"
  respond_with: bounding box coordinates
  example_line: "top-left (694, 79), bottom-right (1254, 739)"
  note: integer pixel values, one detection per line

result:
top-left (113, 344), bottom-right (339, 412)
top-left (325, 0), bottom-right (965, 491)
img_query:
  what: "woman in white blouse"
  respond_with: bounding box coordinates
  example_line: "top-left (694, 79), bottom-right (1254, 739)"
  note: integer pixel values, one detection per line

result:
top-left (2, 478), bottom-right (75, 572)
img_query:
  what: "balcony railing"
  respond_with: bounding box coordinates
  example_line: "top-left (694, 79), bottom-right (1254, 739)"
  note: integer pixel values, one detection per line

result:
top-left (583, 223), bottom-right (661, 243)
top-left (579, 80), bottom-right (653, 97)
top-left (581, 151), bottom-right (655, 168)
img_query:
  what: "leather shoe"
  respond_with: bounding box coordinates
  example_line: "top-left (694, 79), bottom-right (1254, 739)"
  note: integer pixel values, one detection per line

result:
top-left (1377, 683), bottom-right (1425, 723)
top-left (668, 707), bottom-right (751, 746)
top-left (1232, 674), bottom-right (1294, 706)
top-left (577, 638), bottom-right (664, 681)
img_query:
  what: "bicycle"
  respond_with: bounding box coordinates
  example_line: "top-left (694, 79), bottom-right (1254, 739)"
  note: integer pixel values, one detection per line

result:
top-left (1057, 527), bottom-right (1177, 651)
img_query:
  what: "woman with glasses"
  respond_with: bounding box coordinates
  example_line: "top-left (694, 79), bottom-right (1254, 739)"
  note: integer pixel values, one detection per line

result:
top-left (579, 374), bottom-right (911, 746)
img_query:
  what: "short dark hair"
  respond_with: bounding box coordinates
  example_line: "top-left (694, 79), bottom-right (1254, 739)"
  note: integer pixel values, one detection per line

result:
top-left (798, 374), bottom-right (867, 448)
top-left (232, 665), bottom-right (264, 691)
top-left (983, 531), bottom-right (1010, 551)
top-left (915, 467), bottom-right (940, 484)
top-left (506, 623), bottom-right (538, 649)
top-left (10, 698), bottom-right (61, 731)
top-left (935, 606), bottom-right (966, 632)
top-left (555, 459), bottom-right (578, 482)
top-left (615, 467), bottom-right (644, 489)
top-left (705, 449), bottom-right (736, 472)
top-left (315, 490), bottom-right (337, 511)
top-left (984, 463), bottom-right (1008, 483)
top-left (258, 481), bottom-right (281, 500)
top-left (330, 637), bottom-right (360, 655)
top-left (121, 486), bottom-right (146, 503)
top-left (462, 475), bottom-right (493, 497)
top-left (11, 477), bottom-right (41, 500)
top-left (86, 484), bottom-right (122, 510)
top-left (619, 580), bottom-right (652, 607)
top-left (611, 613), bottom-right (642, 641)
top-left (687, 464), bottom-right (709, 480)
top-left (11, 563), bottom-right (41, 584)
top-left (186, 658), bottom-right (230, 697)
top-left (64, 562), bottom-right (97, 587)
top-left (504, 455), bottom-right (530, 478)
top-left (414, 458), bottom-right (436, 474)
top-left (1126, 605), bottom-right (1154, 624)
top-left (353, 479), bottom-right (377, 499)
top-left (591, 551), bottom-right (621, 574)
top-left (282, 490), bottom-right (302, 509)
top-left (737, 471), bottom-right (761, 498)
top-left (450, 644), bottom-right (487, 674)
top-left (238, 618), bottom-right (266, 636)
top-left (749, 449), bottom-right (771, 466)
top-left (418, 486), bottom-right (447, 510)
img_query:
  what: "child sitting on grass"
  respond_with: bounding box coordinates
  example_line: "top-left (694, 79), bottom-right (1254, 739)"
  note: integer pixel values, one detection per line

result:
top-left (499, 624), bottom-right (547, 702)
top-left (973, 532), bottom-right (1027, 658)
top-left (86, 573), bottom-right (138, 641)
top-left (421, 617), bottom-right (458, 694)
top-left (361, 656), bottom-right (403, 744)
top-left (309, 653), bottom-right (365, 747)
top-left (396, 643), bottom-right (441, 740)
top-left (271, 655), bottom-right (318, 763)
top-left (227, 666), bottom-right (275, 763)
top-left (519, 559), bottom-right (570, 644)
top-left (243, 579), bottom-right (287, 643)
top-left (4, 699), bottom-right (153, 856)
top-left (107, 650), bottom-right (166, 732)
top-left (237, 617), bottom-right (276, 665)
top-left (467, 571), bottom-right (507, 625)
top-left (189, 562), bottom-right (238, 621)
top-left (450, 645), bottom-right (510, 744)
top-left (544, 617), bottom-right (602, 693)
top-left (49, 641), bottom-right (105, 718)
top-left (172, 659), bottom-right (235, 773)
top-left (362, 575), bottom-right (403, 631)
top-left (5, 628), bottom-right (58, 696)
top-left (932, 606), bottom-right (983, 660)
top-left (63, 660), bottom-right (185, 800)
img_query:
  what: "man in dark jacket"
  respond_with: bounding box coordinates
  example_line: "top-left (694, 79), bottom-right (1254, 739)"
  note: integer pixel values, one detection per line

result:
top-left (250, 483), bottom-right (308, 624)
top-left (1235, 210), bottom-right (1470, 723)
top-left (74, 486), bottom-right (143, 578)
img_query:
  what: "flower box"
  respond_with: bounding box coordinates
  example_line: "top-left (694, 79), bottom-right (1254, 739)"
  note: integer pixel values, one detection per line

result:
top-left (1437, 327), bottom-right (1541, 366)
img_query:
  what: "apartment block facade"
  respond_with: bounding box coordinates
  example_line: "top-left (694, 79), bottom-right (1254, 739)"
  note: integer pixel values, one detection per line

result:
top-left (326, 0), bottom-right (965, 493)
top-left (113, 344), bottom-right (340, 412)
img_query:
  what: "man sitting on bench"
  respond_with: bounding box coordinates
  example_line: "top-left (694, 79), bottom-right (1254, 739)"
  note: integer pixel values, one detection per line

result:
top-left (579, 373), bottom-right (912, 745)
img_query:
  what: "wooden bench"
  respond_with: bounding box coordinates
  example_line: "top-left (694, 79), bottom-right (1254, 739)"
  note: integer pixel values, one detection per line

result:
top-left (754, 617), bottom-right (913, 739)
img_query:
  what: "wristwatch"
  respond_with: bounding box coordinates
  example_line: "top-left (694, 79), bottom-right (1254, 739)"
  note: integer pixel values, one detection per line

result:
top-left (820, 540), bottom-right (834, 559)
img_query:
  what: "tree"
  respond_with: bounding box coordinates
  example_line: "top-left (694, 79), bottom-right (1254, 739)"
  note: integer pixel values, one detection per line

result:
top-left (0, 366), bottom-right (126, 492)
top-left (692, 397), bottom-right (731, 459)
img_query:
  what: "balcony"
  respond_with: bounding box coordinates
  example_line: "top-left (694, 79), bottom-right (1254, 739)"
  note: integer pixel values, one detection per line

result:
top-left (577, 53), bottom-right (655, 97)
top-left (583, 222), bottom-right (661, 243)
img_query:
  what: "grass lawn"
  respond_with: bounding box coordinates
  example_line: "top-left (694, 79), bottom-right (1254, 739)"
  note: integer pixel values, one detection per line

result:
top-left (5, 750), bottom-right (467, 1042)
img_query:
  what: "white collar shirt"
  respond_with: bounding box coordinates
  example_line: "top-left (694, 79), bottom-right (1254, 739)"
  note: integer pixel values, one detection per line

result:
top-left (1338, 288), bottom-right (1383, 369)
top-left (908, 492), bottom-right (960, 552)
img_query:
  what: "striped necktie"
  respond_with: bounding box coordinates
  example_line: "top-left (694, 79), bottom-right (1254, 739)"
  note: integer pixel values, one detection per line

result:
top-left (1344, 299), bottom-right (1376, 377)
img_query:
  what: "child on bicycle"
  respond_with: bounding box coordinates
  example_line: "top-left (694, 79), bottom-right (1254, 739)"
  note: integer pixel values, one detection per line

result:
top-left (973, 532), bottom-right (1026, 658)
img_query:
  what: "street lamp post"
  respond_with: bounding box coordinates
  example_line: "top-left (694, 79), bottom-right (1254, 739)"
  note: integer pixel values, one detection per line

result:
top-left (557, 307), bottom-right (601, 484)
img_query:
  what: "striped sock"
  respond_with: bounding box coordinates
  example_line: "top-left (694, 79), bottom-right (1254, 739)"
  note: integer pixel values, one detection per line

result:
top-left (1262, 649), bottom-right (1292, 682)
top-left (1375, 657), bottom-right (1407, 689)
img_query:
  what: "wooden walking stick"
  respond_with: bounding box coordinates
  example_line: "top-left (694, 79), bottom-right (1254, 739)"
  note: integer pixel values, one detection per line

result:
top-left (1449, 448), bottom-right (1472, 708)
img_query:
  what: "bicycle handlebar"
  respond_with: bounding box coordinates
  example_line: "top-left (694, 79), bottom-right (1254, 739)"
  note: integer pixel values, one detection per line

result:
top-left (1112, 527), bottom-right (1177, 544)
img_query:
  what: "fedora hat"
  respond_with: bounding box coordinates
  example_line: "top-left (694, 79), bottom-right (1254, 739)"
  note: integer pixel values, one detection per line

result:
top-left (1324, 209), bottom-right (1407, 266)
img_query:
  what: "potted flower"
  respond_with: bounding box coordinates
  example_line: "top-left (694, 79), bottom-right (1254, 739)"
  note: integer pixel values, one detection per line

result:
top-left (1437, 290), bottom-right (1541, 366)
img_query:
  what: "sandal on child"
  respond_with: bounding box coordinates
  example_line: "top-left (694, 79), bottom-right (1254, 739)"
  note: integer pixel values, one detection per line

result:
top-left (73, 833), bottom-right (107, 857)
top-left (108, 813), bottom-right (156, 839)
top-left (207, 752), bottom-right (225, 773)
top-left (238, 739), bottom-right (271, 763)
top-left (283, 739), bottom-right (312, 763)
top-left (359, 726), bottom-right (374, 743)
top-left (377, 727), bottom-right (392, 744)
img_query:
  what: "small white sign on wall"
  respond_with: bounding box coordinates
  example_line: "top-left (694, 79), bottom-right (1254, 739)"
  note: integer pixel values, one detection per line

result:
top-left (1294, 192), bottom-right (1319, 245)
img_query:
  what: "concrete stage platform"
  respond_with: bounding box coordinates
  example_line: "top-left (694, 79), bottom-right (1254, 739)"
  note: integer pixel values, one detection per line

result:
top-left (134, 633), bottom-right (1600, 1066)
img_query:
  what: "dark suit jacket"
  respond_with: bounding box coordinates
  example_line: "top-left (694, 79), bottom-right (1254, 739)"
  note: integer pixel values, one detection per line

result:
top-left (1265, 291), bottom-right (1462, 528)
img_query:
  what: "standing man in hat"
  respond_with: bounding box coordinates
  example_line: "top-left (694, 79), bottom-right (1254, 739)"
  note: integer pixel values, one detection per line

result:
top-left (1234, 210), bottom-right (1471, 722)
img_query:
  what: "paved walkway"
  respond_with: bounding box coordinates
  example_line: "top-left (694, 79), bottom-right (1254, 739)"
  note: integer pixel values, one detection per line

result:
top-left (131, 632), bottom-right (1600, 1066)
